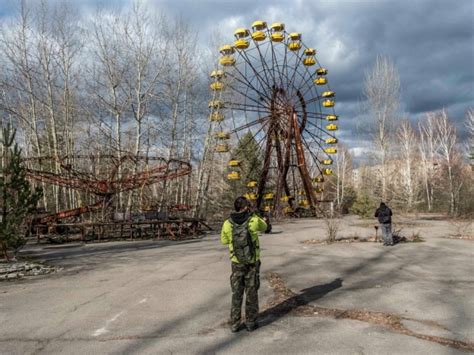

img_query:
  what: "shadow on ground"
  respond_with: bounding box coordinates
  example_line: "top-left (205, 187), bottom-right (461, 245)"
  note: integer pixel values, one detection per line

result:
top-left (258, 278), bottom-right (343, 327)
top-left (20, 239), bottom-right (204, 262)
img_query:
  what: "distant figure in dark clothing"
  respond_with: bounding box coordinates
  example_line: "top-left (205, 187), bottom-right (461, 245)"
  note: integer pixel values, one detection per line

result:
top-left (375, 202), bottom-right (393, 246)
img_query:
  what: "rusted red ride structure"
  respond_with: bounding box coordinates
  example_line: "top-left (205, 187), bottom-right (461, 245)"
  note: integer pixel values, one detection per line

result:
top-left (24, 154), bottom-right (192, 225)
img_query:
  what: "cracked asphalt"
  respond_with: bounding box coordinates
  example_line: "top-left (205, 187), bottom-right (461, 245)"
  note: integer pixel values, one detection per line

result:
top-left (0, 215), bottom-right (472, 354)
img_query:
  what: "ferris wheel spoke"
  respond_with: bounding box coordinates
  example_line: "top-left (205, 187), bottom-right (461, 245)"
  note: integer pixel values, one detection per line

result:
top-left (296, 112), bottom-right (325, 122)
top-left (235, 138), bottom-right (266, 166)
top-left (225, 102), bottom-right (271, 114)
top-left (230, 116), bottom-right (269, 134)
top-left (253, 42), bottom-right (274, 88)
top-left (237, 48), bottom-right (274, 97)
top-left (224, 99), bottom-right (269, 111)
top-left (284, 46), bottom-right (307, 99)
top-left (226, 67), bottom-right (273, 104)
top-left (302, 129), bottom-right (333, 160)
top-left (268, 37), bottom-right (289, 91)
top-left (225, 81), bottom-right (271, 109)
top-left (235, 47), bottom-right (271, 91)
top-left (305, 119), bottom-right (337, 140)
top-left (299, 68), bottom-right (328, 100)
top-left (231, 120), bottom-right (270, 179)
top-left (295, 64), bottom-right (325, 108)
top-left (255, 39), bottom-right (282, 90)
top-left (299, 134), bottom-right (325, 176)
top-left (267, 33), bottom-right (280, 88)
top-left (295, 110), bottom-right (325, 118)
top-left (301, 96), bottom-right (326, 106)
top-left (256, 127), bottom-right (275, 207)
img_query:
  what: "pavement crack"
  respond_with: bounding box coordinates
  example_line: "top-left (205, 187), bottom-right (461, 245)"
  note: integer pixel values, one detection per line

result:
top-left (71, 292), bottom-right (108, 313)
top-left (261, 272), bottom-right (474, 352)
top-left (178, 259), bottom-right (223, 280)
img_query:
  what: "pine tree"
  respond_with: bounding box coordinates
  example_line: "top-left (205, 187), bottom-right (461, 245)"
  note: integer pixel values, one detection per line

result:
top-left (223, 132), bottom-right (263, 207)
top-left (0, 124), bottom-right (43, 261)
top-left (350, 191), bottom-right (376, 218)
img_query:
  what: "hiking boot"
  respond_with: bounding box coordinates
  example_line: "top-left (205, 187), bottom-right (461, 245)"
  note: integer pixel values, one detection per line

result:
top-left (246, 323), bottom-right (259, 332)
top-left (231, 323), bottom-right (242, 333)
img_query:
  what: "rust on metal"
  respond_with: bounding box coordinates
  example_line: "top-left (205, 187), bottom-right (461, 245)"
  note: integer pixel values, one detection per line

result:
top-left (23, 154), bottom-right (198, 240)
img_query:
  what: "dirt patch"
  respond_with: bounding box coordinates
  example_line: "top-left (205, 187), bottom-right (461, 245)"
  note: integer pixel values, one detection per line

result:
top-left (0, 259), bottom-right (61, 281)
top-left (302, 235), bottom-right (424, 245)
top-left (197, 327), bottom-right (217, 336)
top-left (302, 236), bottom-right (375, 244)
top-left (350, 220), bottom-right (427, 228)
top-left (444, 235), bottom-right (474, 241)
top-left (261, 272), bottom-right (474, 352)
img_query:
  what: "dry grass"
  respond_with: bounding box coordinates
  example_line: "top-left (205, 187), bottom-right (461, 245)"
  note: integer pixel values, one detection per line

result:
top-left (323, 212), bottom-right (339, 243)
top-left (448, 220), bottom-right (473, 239)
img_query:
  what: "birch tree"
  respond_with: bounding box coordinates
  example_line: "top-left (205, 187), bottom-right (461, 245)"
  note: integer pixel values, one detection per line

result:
top-left (334, 144), bottom-right (353, 209)
top-left (88, 10), bottom-right (132, 209)
top-left (418, 113), bottom-right (437, 211)
top-left (434, 110), bottom-right (461, 214)
top-left (395, 119), bottom-right (419, 210)
top-left (466, 108), bottom-right (474, 163)
top-left (0, 0), bottom-right (82, 211)
top-left (193, 30), bottom-right (224, 217)
top-left (158, 19), bottom-right (200, 208)
top-left (34, 1), bottom-right (83, 211)
top-left (123, 3), bottom-right (167, 210)
top-left (0, 1), bottom-right (43, 159)
top-left (363, 55), bottom-right (400, 201)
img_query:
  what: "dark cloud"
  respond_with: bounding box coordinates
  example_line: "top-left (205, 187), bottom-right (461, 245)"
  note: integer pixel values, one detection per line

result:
top-left (0, 0), bottom-right (472, 153)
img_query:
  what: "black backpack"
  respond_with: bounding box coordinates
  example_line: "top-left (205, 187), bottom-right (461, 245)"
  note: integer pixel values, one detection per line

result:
top-left (230, 218), bottom-right (255, 264)
top-left (377, 207), bottom-right (391, 224)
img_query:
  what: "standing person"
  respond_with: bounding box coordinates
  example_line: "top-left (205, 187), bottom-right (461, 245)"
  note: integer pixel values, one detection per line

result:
top-left (221, 196), bottom-right (268, 332)
top-left (375, 202), bottom-right (393, 246)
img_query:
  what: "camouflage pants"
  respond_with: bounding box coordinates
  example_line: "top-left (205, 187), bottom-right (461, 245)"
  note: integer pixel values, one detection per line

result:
top-left (230, 260), bottom-right (260, 326)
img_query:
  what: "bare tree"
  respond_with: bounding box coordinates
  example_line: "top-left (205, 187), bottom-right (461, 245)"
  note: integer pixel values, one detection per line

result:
top-left (157, 18), bottom-right (200, 209)
top-left (334, 144), bottom-right (353, 209)
top-left (0, 1), bottom-right (42, 159)
top-left (434, 110), bottom-right (460, 214)
top-left (88, 10), bottom-right (133, 209)
top-left (122, 3), bottom-right (167, 210)
top-left (466, 108), bottom-right (474, 163)
top-left (0, 0), bottom-right (83, 212)
top-left (418, 113), bottom-right (437, 211)
top-left (363, 55), bottom-right (400, 201)
top-left (0, 0), bottom-right (214, 219)
top-left (34, 1), bottom-right (83, 211)
top-left (395, 119), bottom-right (419, 210)
top-left (193, 29), bottom-right (224, 217)
top-left (123, 3), bottom-right (166, 159)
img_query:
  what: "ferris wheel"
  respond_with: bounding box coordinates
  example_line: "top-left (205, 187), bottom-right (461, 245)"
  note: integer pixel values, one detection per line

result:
top-left (207, 20), bottom-right (339, 215)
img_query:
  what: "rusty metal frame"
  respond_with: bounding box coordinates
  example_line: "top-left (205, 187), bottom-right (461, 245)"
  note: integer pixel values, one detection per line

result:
top-left (24, 154), bottom-right (192, 224)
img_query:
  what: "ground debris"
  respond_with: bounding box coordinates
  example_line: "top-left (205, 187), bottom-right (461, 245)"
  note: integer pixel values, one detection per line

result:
top-left (302, 234), bottom-right (424, 245)
top-left (445, 235), bottom-right (474, 240)
top-left (262, 272), bottom-right (474, 352)
top-left (302, 236), bottom-right (376, 245)
top-left (0, 259), bottom-right (61, 281)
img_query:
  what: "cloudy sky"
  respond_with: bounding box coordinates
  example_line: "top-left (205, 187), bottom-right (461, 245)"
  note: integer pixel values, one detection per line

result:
top-left (1, 0), bottom-right (473, 157)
